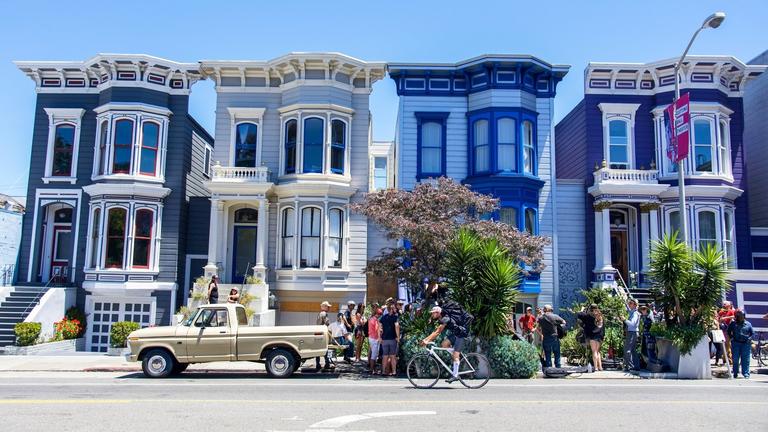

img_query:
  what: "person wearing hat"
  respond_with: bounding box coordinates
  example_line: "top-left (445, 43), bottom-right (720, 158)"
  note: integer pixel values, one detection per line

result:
top-left (207, 275), bottom-right (219, 304)
top-left (518, 307), bottom-right (536, 343)
top-left (315, 301), bottom-right (332, 371)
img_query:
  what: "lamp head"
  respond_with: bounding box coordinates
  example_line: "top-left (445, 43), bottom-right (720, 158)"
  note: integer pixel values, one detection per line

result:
top-left (703, 12), bottom-right (726, 29)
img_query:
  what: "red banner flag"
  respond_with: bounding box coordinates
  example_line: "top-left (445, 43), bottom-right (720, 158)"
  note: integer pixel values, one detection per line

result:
top-left (665, 93), bottom-right (690, 163)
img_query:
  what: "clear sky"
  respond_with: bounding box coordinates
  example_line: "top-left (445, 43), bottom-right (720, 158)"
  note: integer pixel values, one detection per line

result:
top-left (0, 0), bottom-right (765, 197)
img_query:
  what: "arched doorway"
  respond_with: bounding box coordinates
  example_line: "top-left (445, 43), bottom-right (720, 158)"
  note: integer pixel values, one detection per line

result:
top-left (609, 206), bottom-right (638, 286)
top-left (231, 208), bottom-right (258, 283)
top-left (38, 204), bottom-right (74, 283)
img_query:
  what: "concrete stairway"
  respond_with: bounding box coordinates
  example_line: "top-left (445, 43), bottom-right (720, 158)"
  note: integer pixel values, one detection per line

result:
top-left (0, 287), bottom-right (47, 346)
top-left (628, 286), bottom-right (654, 306)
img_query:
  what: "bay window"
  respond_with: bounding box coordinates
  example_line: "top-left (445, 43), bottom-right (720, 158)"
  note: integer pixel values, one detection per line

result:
top-left (303, 118), bottom-right (324, 173)
top-left (331, 119), bottom-right (346, 174)
top-left (473, 119), bottom-right (489, 173)
top-left (52, 125), bottom-right (76, 177)
top-left (235, 122), bottom-right (258, 168)
top-left (132, 209), bottom-right (153, 268)
top-left (693, 119), bottom-right (713, 173)
top-left (300, 207), bottom-right (321, 268)
top-left (523, 121), bottom-right (535, 174)
top-left (284, 120), bottom-right (297, 174)
top-left (105, 208), bottom-right (127, 268)
top-left (139, 122), bottom-right (159, 175)
top-left (281, 208), bottom-right (295, 268)
top-left (497, 118), bottom-right (516, 171)
top-left (112, 119), bottom-right (134, 174)
top-left (328, 208), bottom-right (343, 268)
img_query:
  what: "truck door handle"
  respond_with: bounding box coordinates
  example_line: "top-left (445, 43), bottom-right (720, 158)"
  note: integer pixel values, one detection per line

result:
top-left (219, 331), bottom-right (226, 334)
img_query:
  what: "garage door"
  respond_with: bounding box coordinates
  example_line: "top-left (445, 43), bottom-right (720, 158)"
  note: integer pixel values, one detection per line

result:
top-left (86, 297), bottom-right (156, 352)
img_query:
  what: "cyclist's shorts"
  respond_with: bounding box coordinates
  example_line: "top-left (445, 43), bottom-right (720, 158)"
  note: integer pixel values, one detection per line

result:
top-left (448, 334), bottom-right (465, 352)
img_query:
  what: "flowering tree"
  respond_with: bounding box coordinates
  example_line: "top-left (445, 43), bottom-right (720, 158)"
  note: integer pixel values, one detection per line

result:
top-left (350, 177), bottom-right (549, 296)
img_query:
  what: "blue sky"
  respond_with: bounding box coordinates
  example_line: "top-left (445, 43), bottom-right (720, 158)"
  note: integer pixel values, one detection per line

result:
top-left (0, 0), bottom-right (765, 196)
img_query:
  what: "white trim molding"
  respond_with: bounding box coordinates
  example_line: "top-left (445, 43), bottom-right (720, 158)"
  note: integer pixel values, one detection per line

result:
top-left (83, 183), bottom-right (172, 199)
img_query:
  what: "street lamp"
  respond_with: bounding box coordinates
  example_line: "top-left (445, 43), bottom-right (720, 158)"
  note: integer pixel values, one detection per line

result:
top-left (673, 11), bottom-right (726, 244)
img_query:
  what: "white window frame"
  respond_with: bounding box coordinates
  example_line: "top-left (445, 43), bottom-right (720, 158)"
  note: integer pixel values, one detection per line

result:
top-left (227, 107), bottom-right (265, 167)
top-left (691, 116), bottom-right (716, 175)
top-left (694, 207), bottom-right (720, 251)
top-left (203, 144), bottom-right (213, 178)
top-left (299, 205), bottom-right (323, 269)
top-left (718, 118), bottom-right (732, 177)
top-left (278, 206), bottom-right (296, 269)
top-left (598, 103), bottom-right (640, 170)
top-left (43, 108), bottom-right (85, 184)
top-left (606, 118), bottom-right (631, 169)
top-left (326, 207), bottom-right (345, 269)
top-left (723, 207), bottom-right (737, 268)
top-left (372, 156), bottom-right (388, 191)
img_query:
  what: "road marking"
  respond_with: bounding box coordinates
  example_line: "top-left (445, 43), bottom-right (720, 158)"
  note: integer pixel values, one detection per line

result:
top-left (0, 399), bottom-right (765, 406)
top-left (310, 411), bottom-right (436, 429)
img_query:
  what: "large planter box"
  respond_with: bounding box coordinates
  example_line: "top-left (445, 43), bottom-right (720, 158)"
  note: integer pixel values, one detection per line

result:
top-left (3, 338), bottom-right (85, 355)
top-left (107, 347), bottom-right (130, 357)
top-left (655, 336), bottom-right (711, 379)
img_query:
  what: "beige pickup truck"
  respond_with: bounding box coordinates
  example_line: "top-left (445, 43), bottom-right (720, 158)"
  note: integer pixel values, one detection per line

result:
top-left (127, 303), bottom-right (328, 378)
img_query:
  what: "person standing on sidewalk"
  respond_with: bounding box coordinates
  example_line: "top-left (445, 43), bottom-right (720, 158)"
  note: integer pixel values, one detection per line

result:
top-left (727, 310), bottom-right (754, 379)
top-left (718, 301), bottom-right (736, 365)
top-left (353, 303), bottom-right (366, 363)
top-left (536, 304), bottom-right (565, 368)
top-left (379, 303), bottom-right (400, 376)
top-left (578, 304), bottom-right (604, 371)
top-left (518, 307), bottom-right (536, 343)
top-left (367, 308), bottom-right (382, 374)
top-left (624, 299), bottom-right (640, 371)
top-left (315, 301), bottom-right (332, 371)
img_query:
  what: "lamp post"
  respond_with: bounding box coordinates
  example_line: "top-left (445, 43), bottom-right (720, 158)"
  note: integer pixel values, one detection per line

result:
top-left (673, 11), bottom-right (725, 244)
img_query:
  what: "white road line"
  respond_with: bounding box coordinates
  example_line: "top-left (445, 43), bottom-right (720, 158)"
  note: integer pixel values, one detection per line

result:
top-left (310, 411), bottom-right (436, 429)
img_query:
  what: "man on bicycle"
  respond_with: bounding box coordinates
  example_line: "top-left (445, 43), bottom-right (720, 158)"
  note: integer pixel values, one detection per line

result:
top-left (421, 305), bottom-right (467, 383)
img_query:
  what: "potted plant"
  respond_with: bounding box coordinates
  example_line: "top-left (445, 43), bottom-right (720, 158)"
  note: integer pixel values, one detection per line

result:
top-left (648, 234), bottom-right (729, 379)
top-left (108, 321), bottom-right (141, 356)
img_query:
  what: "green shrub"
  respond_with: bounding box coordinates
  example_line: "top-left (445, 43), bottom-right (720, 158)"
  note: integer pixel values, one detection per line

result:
top-left (15, 322), bottom-right (41, 346)
top-left (488, 336), bottom-right (540, 378)
top-left (110, 321), bottom-right (141, 348)
top-left (650, 321), bottom-right (704, 355)
top-left (64, 306), bottom-right (86, 337)
top-left (560, 330), bottom-right (589, 365)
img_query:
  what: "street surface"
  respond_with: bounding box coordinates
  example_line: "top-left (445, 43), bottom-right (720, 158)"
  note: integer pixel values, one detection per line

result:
top-left (0, 371), bottom-right (766, 431)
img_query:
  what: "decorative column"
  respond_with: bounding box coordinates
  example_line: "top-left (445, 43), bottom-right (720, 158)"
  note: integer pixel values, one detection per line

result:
top-left (593, 200), bottom-right (616, 287)
top-left (253, 197), bottom-right (269, 282)
top-left (205, 198), bottom-right (225, 277)
top-left (639, 203), bottom-right (651, 274)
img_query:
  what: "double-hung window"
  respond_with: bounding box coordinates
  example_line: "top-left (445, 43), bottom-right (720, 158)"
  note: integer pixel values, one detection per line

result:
top-left (300, 207), bottom-right (321, 268)
top-left (473, 119), bottom-right (489, 173)
top-left (718, 120), bottom-right (730, 176)
top-left (497, 118), bottom-right (516, 171)
top-left (132, 209), bottom-right (153, 269)
top-left (608, 120), bottom-right (629, 169)
top-left (235, 123), bottom-right (258, 168)
top-left (97, 121), bottom-right (108, 176)
top-left (303, 118), bottom-right (324, 173)
top-left (112, 119), bottom-right (134, 174)
top-left (43, 108), bottom-right (84, 182)
top-left (373, 157), bottom-right (387, 190)
top-left (328, 208), bottom-right (343, 268)
top-left (693, 119), bottom-right (713, 173)
top-left (52, 124), bottom-right (76, 177)
top-left (500, 207), bottom-right (517, 228)
top-left (522, 121), bottom-right (535, 174)
top-left (420, 122), bottom-right (443, 175)
top-left (105, 208), bottom-right (127, 268)
top-left (331, 120), bottom-right (346, 174)
top-left (284, 120), bottom-right (297, 174)
top-left (724, 210), bottom-right (736, 268)
top-left (524, 208), bottom-right (537, 234)
top-left (697, 210), bottom-right (717, 250)
top-left (281, 208), bottom-right (295, 268)
top-left (139, 122), bottom-right (160, 176)
top-left (89, 208), bottom-right (101, 269)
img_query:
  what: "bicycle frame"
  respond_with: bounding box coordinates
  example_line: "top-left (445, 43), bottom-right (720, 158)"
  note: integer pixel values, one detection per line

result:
top-left (424, 345), bottom-right (476, 376)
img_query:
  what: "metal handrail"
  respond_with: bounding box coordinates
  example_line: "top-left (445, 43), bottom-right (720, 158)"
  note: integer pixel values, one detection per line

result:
top-left (20, 267), bottom-right (71, 317)
top-left (613, 270), bottom-right (631, 302)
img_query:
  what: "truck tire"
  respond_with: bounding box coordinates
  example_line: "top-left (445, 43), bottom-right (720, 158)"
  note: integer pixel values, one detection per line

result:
top-left (171, 363), bottom-right (189, 375)
top-left (142, 349), bottom-right (175, 378)
top-left (265, 348), bottom-right (295, 378)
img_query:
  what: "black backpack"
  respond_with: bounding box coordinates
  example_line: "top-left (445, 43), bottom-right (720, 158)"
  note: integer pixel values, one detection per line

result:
top-left (441, 299), bottom-right (473, 338)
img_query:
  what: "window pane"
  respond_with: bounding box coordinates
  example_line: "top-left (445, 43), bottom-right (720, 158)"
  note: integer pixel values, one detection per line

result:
top-left (301, 208), bottom-right (321, 268)
top-left (694, 120), bottom-right (712, 172)
top-left (285, 120), bottom-right (297, 173)
top-left (234, 208), bottom-right (258, 224)
top-left (523, 121), bottom-right (534, 174)
top-left (421, 122), bottom-right (442, 174)
top-left (610, 145), bottom-right (628, 164)
top-left (474, 120), bottom-right (489, 172)
top-left (498, 118), bottom-right (516, 171)
top-left (608, 120), bottom-right (628, 168)
top-left (331, 147), bottom-right (344, 174)
top-left (235, 123), bottom-right (258, 168)
top-left (497, 118), bottom-right (515, 143)
top-left (98, 121), bottom-right (108, 175)
top-left (698, 211), bottom-right (717, 250)
top-left (90, 209), bottom-right (101, 268)
top-left (328, 209), bottom-right (343, 267)
top-left (500, 208), bottom-right (517, 228)
top-left (609, 120), bottom-right (627, 144)
top-left (139, 123), bottom-right (159, 175)
top-left (332, 120), bottom-right (345, 145)
top-left (134, 210), bottom-right (152, 238)
top-left (52, 125), bottom-right (75, 176)
top-left (303, 118), bottom-right (324, 173)
top-left (329, 209), bottom-right (342, 237)
top-left (525, 208), bottom-right (536, 234)
top-left (133, 239), bottom-right (150, 267)
top-left (331, 120), bottom-right (345, 174)
top-left (669, 211), bottom-right (680, 236)
top-left (114, 120), bottom-right (133, 145)
top-left (283, 208), bottom-right (294, 236)
top-left (374, 157), bottom-right (387, 190)
top-left (282, 208), bottom-right (294, 268)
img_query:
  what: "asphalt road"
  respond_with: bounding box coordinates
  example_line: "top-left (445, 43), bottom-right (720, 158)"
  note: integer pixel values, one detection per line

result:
top-left (0, 371), bottom-right (766, 431)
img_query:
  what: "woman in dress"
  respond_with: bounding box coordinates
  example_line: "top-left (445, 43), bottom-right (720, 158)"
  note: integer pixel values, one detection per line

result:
top-left (207, 275), bottom-right (219, 304)
top-left (353, 303), bottom-right (366, 363)
top-left (577, 304), bottom-right (605, 371)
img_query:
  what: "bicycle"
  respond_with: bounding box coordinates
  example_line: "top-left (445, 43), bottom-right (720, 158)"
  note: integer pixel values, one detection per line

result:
top-left (753, 332), bottom-right (768, 367)
top-left (406, 342), bottom-right (490, 389)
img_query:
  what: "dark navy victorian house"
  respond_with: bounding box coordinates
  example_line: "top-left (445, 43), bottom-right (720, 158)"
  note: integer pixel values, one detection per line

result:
top-left (555, 56), bottom-right (766, 307)
top-left (388, 55), bottom-right (570, 309)
top-left (14, 54), bottom-right (213, 351)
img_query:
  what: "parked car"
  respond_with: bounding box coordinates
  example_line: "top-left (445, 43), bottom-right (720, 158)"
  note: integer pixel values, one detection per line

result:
top-left (127, 303), bottom-right (328, 378)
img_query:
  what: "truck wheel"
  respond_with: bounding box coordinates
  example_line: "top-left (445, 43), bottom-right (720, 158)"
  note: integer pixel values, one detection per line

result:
top-left (142, 349), bottom-right (175, 378)
top-left (265, 349), bottom-right (295, 378)
top-left (171, 363), bottom-right (189, 375)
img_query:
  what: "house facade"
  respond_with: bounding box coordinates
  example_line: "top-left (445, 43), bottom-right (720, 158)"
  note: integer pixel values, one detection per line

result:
top-left (199, 53), bottom-right (385, 325)
top-left (14, 54), bottom-right (212, 352)
top-left (387, 55), bottom-right (570, 309)
top-left (744, 50), bottom-right (768, 270)
top-left (555, 56), bottom-right (766, 307)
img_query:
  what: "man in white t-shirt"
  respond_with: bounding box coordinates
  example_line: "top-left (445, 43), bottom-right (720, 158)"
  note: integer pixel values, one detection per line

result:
top-left (329, 313), bottom-right (351, 363)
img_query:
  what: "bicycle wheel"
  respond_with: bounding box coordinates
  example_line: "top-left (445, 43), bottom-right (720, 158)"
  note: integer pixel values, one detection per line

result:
top-left (407, 354), bottom-right (441, 389)
top-left (759, 343), bottom-right (768, 367)
top-left (459, 353), bottom-right (491, 389)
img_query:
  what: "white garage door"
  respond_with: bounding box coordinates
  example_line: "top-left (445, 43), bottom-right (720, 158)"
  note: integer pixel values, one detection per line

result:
top-left (85, 296), bottom-right (156, 352)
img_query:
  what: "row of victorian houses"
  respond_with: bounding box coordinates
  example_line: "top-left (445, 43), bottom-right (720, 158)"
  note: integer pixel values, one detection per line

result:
top-left (3, 51), bottom-right (766, 351)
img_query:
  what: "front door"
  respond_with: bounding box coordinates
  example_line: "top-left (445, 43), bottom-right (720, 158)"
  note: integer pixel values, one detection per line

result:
top-left (186, 308), bottom-right (233, 361)
top-left (610, 230), bottom-right (629, 285)
top-left (51, 225), bottom-right (73, 283)
top-left (232, 226), bottom-right (257, 283)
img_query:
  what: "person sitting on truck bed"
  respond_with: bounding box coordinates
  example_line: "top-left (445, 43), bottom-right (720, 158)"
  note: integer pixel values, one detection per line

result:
top-left (329, 313), bottom-right (352, 363)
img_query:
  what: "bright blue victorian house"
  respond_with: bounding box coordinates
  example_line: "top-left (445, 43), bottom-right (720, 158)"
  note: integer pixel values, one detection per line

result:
top-left (387, 55), bottom-right (570, 309)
